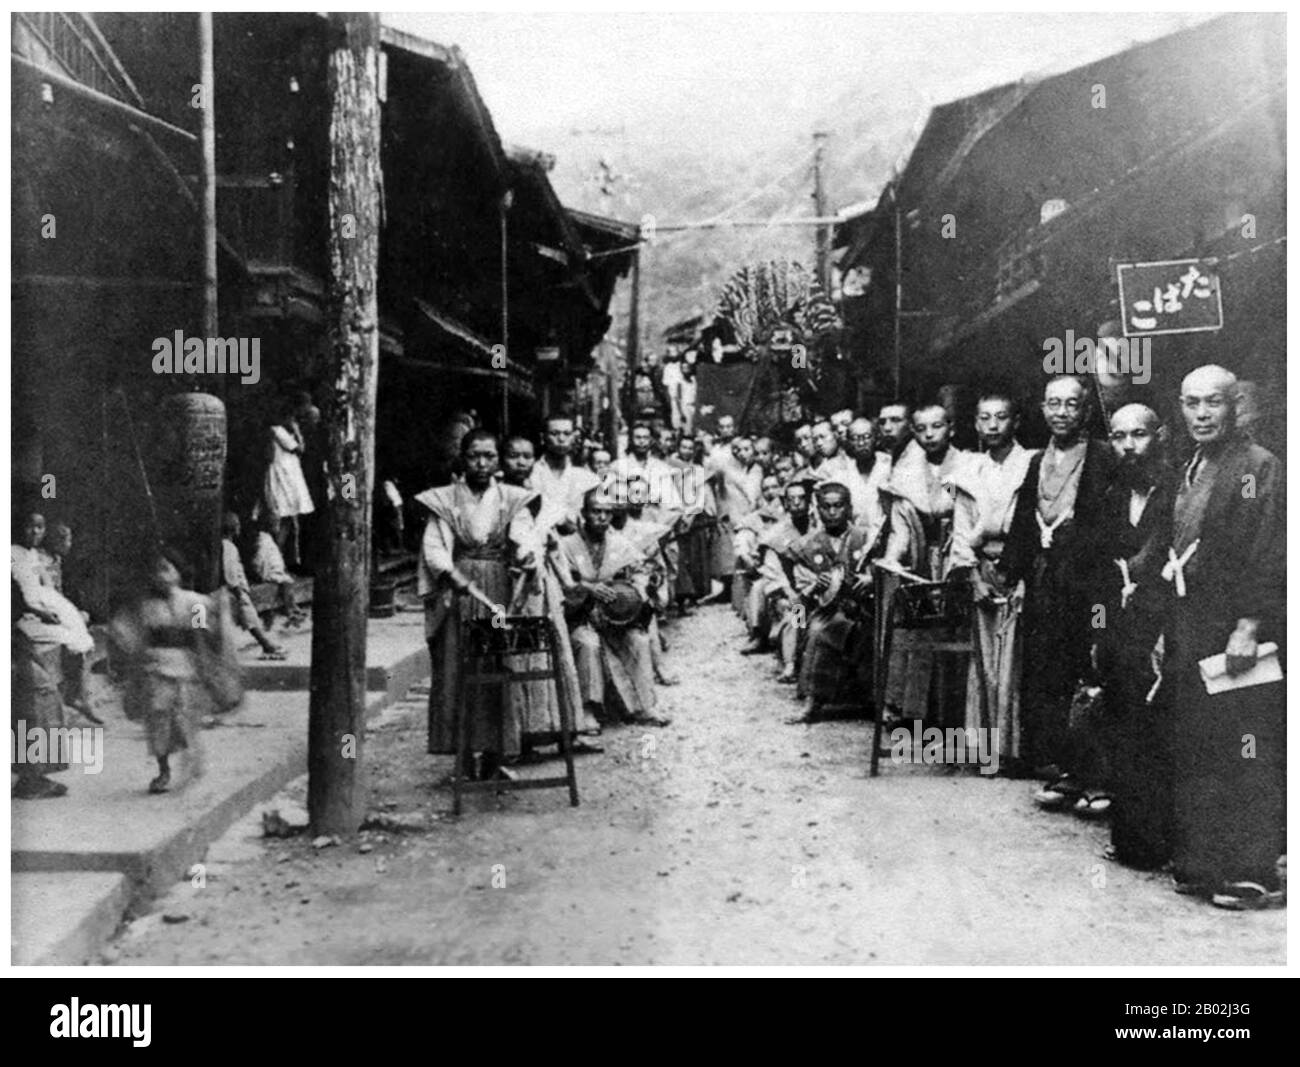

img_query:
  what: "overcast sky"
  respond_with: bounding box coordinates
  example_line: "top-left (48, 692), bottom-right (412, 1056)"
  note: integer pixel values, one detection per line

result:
top-left (385, 10), bottom-right (1214, 148)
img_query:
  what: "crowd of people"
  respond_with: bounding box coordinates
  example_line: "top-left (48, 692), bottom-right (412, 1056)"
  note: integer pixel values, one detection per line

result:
top-left (418, 362), bottom-right (1284, 914)
top-left (11, 362), bottom-right (1284, 915)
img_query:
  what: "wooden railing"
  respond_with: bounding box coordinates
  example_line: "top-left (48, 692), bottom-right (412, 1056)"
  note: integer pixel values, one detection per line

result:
top-left (11, 13), bottom-right (145, 108)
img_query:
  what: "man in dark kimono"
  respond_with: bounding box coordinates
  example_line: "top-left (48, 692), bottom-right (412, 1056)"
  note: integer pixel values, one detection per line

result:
top-left (1091, 404), bottom-right (1176, 864)
top-left (1164, 365), bottom-right (1285, 908)
top-left (787, 482), bottom-right (875, 722)
top-left (1003, 376), bottom-right (1115, 784)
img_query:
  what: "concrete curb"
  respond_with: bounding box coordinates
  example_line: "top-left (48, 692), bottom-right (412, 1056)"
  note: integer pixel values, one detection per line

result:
top-left (11, 643), bottom-right (429, 965)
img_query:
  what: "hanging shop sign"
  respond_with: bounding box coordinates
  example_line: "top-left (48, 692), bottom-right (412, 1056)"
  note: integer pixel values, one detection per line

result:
top-left (1117, 258), bottom-right (1223, 337)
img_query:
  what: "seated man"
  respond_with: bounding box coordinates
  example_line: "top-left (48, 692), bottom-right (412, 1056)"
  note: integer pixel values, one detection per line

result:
top-left (558, 488), bottom-right (670, 728)
top-left (735, 473), bottom-right (786, 652)
top-left (754, 476), bottom-right (815, 682)
top-left (787, 482), bottom-right (875, 723)
top-left (611, 475), bottom-right (678, 687)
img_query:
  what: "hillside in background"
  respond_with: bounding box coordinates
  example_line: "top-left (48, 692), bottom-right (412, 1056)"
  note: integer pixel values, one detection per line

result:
top-left (521, 80), bottom-right (925, 357)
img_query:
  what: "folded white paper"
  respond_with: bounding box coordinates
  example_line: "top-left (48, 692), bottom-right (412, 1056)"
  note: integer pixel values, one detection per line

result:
top-left (1198, 642), bottom-right (1283, 694)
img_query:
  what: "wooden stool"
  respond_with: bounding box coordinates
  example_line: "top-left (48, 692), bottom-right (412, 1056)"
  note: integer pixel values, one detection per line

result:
top-left (451, 614), bottom-right (580, 814)
top-left (869, 567), bottom-right (973, 777)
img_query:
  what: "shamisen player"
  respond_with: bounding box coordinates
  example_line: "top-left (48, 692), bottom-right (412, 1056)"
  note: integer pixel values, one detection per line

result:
top-left (556, 487), bottom-right (671, 729)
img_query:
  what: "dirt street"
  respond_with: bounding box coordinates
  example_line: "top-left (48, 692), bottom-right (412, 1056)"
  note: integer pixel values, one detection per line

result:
top-left (108, 604), bottom-right (1284, 966)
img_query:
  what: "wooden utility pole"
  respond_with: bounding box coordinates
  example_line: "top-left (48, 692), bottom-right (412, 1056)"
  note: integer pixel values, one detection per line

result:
top-left (812, 130), bottom-right (830, 290)
top-left (620, 250), bottom-right (642, 456)
top-left (893, 186), bottom-right (902, 400)
top-left (197, 12), bottom-right (217, 338)
top-left (308, 12), bottom-right (383, 836)
top-left (500, 191), bottom-right (512, 434)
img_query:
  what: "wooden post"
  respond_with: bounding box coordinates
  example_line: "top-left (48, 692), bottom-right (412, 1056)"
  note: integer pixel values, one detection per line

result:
top-left (812, 130), bottom-right (829, 291)
top-left (626, 249), bottom-right (641, 366)
top-left (197, 12), bottom-right (218, 339)
top-left (308, 12), bottom-right (383, 836)
top-left (893, 189), bottom-right (902, 401)
top-left (500, 192), bottom-right (511, 434)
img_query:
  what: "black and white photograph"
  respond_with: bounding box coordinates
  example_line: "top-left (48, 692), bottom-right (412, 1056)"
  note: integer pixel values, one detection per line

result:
top-left (7, 6), bottom-right (1290, 982)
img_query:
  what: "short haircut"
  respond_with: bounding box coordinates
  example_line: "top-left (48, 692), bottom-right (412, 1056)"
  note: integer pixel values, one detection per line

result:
top-left (630, 421), bottom-right (653, 436)
top-left (976, 390), bottom-right (1020, 418)
top-left (503, 434), bottom-right (535, 453)
top-left (879, 401), bottom-right (912, 417)
top-left (582, 486), bottom-right (614, 511)
top-left (460, 427), bottom-right (499, 455)
top-left (544, 414), bottom-right (574, 430)
top-left (912, 402), bottom-right (950, 423)
top-left (814, 481), bottom-right (851, 503)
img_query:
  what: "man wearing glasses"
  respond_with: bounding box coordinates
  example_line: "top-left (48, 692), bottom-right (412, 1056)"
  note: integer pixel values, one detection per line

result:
top-left (1163, 365), bottom-right (1285, 909)
top-left (1003, 376), bottom-right (1115, 788)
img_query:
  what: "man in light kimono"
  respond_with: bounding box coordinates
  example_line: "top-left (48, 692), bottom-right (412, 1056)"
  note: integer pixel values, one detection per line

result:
top-left (788, 482), bottom-right (875, 722)
top-left (558, 488), bottom-right (670, 728)
top-left (611, 474), bottom-right (679, 687)
top-left (735, 473), bottom-right (787, 653)
top-left (949, 390), bottom-right (1037, 773)
top-left (418, 430), bottom-right (541, 780)
top-left (609, 423), bottom-right (683, 516)
top-left (706, 433), bottom-right (764, 606)
top-left (610, 422), bottom-right (684, 597)
top-left (830, 409), bottom-right (854, 447)
top-left (809, 419), bottom-right (856, 484)
top-left (1163, 366), bottom-right (1284, 909)
top-left (791, 423), bottom-right (816, 470)
top-left (755, 477), bottom-right (815, 683)
top-left (842, 417), bottom-right (892, 547)
top-left (876, 402), bottom-right (914, 463)
top-left (528, 415), bottom-right (601, 536)
top-left (500, 433), bottom-right (601, 756)
top-left (879, 403), bottom-right (980, 726)
top-left (666, 432), bottom-right (717, 613)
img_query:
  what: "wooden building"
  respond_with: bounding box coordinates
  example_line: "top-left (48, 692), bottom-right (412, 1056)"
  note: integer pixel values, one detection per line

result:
top-left (833, 12), bottom-right (1285, 446)
top-left (11, 13), bottom-right (636, 614)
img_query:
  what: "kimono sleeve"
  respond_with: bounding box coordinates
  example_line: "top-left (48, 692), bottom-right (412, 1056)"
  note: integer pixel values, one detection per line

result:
top-left (507, 504), bottom-right (541, 568)
top-left (1230, 450), bottom-right (1285, 632)
top-left (421, 513), bottom-right (457, 579)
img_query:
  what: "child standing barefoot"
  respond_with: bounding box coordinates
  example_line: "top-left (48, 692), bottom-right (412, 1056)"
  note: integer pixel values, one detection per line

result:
top-left (110, 546), bottom-right (242, 793)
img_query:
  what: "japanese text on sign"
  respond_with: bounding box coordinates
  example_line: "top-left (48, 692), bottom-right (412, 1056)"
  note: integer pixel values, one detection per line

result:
top-left (1117, 259), bottom-right (1223, 337)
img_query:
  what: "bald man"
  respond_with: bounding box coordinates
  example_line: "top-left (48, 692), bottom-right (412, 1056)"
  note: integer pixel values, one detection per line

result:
top-left (1163, 365), bottom-right (1284, 906)
top-left (1087, 404), bottom-right (1178, 865)
top-left (1003, 376), bottom-right (1115, 782)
